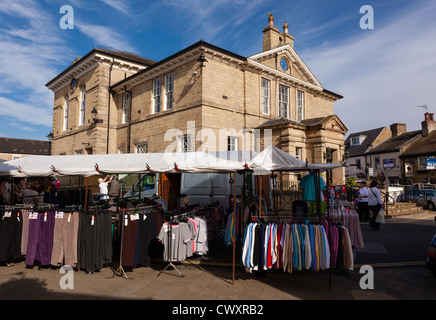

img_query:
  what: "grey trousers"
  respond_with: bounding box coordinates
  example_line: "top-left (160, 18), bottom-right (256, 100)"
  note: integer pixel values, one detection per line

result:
top-left (51, 211), bottom-right (80, 266)
top-left (21, 210), bottom-right (30, 255)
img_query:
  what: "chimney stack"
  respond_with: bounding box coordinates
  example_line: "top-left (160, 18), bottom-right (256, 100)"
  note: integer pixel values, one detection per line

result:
top-left (422, 113), bottom-right (436, 137)
top-left (390, 123), bottom-right (407, 137)
top-left (262, 14), bottom-right (294, 51)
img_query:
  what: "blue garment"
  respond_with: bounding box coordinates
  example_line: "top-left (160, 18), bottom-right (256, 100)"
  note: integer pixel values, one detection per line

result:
top-left (298, 224), bottom-right (305, 267)
top-left (299, 173), bottom-right (326, 201)
top-left (292, 224), bottom-right (298, 269)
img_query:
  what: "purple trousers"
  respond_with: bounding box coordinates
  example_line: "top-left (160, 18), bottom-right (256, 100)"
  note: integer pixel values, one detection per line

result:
top-left (25, 211), bottom-right (55, 266)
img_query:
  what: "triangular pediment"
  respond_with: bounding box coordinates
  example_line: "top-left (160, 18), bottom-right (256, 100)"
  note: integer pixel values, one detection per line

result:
top-left (248, 44), bottom-right (322, 88)
top-left (320, 115), bottom-right (348, 134)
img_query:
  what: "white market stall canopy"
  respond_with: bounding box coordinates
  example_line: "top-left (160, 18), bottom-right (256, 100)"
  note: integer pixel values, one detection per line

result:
top-left (0, 146), bottom-right (344, 177)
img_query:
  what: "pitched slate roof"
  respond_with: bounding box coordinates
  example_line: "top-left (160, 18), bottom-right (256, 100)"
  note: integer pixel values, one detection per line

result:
top-left (400, 130), bottom-right (436, 158)
top-left (345, 127), bottom-right (386, 157)
top-left (369, 130), bottom-right (421, 155)
top-left (0, 137), bottom-right (50, 155)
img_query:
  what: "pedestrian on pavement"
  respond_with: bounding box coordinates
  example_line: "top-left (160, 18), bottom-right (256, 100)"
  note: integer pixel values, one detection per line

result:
top-left (357, 181), bottom-right (370, 221)
top-left (368, 180), bottom-right (383, 231)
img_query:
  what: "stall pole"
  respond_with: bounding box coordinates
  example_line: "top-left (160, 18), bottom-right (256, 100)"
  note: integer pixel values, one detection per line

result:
top-left (259, 175), bottom-right (262, 218)
top-left (138, 174), bottom-right (141, 202)
top-left (111, 211), bottom-right (130, 279)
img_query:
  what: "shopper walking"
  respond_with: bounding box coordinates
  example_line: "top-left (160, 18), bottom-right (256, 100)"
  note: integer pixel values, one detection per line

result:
top-left (357, 181), bottom-right (370, 221)
top-left (367, 180), bottom-right (383, 231)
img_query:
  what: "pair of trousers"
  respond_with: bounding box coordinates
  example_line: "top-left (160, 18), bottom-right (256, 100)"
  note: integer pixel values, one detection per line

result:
top-left (77, 212), bottom-right (113, 272)
top-left (25, 211), bottom-right (55, 266)
top-left (122, 214), bottom-right (138, 267)
top-left (21, 210), bottom-right (30, 255)
top-left (0, 211), bottom-right (23, 261)
top-left (134, 212), bottom-right (154, 267)
top-left (51, 211), bottom-right (80, 267)
top-left (369, 204), bottom-right (381, 230)
top-left (358, 202), bottom-right (370, 220)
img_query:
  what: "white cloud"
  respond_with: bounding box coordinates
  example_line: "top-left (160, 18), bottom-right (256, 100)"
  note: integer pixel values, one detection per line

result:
top-left (99, 0), bottom-right (130, 15)
top-left (0, 1), bottom-right (68, 129)
top-left (0, 97), bottom-right (52, 127)
top-left (301, 1), bottom-right (436, 134)
top-left (76, 22), bottom-right (134, 52)
top-left (161, 0), bottom-right (266, 44)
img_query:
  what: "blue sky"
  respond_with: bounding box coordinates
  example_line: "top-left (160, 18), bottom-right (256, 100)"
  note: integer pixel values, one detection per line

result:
top-left (0, 0), bottom-right (435, 141)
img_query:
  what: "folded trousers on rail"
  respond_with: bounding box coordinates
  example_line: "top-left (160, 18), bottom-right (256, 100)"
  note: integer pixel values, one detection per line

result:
top-left (25, 211), bottom-right (55, 266)
top-left (0, 211), bottom-right (23, 261)
top-left (51, 211), bottom-right (80, 267)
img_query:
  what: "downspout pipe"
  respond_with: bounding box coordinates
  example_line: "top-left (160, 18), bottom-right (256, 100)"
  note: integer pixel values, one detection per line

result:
top-left (124, 85), bottom-right (133, 153)
top-left (106, 59), bottom-right (114, 154)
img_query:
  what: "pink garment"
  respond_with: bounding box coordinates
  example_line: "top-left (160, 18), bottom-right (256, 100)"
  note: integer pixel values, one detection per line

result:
top-left (328, 224), bottom-right (339, 268)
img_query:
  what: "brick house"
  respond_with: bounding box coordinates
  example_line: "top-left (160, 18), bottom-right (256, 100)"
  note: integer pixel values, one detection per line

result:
top-left (400, 113), bottom-right (436, 184)
top-left (0, 137), bottom-right (51, 161)
top-left (46, 14), bottom-right (347, 185)
top-left (345, 127), bottom-right (392, 181)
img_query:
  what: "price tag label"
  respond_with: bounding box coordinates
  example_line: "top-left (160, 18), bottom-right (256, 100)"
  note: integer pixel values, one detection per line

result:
top-left (130, 213), bottom-right (139, 221)
top-left (29, 212), bottom-right (38, 220)
top-left (55, 212), bottom-right (64, 219)
top-left (91, 215), bottom-right (95, 226)
top-left (44, 212), bottom-right (47, 222)
top-left (68, 213), bottom-right (71, 223)
top-left (4, 211), bottom-right (11, 218)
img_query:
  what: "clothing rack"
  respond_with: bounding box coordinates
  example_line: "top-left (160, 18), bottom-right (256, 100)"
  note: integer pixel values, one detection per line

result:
top-left (157, 209), bottom-right (198, 278)
top-left (110, 204), bottom-right (158, 279)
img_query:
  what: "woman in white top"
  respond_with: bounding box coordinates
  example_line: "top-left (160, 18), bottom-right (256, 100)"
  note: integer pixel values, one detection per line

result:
top-left (98, 175), bottom-right (113, 200)
top-left (367, 180), bottom-right (383, 231)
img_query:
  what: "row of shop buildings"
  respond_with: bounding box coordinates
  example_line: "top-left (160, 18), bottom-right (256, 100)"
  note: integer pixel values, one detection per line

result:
top-left (345, 112), bottom-right (436, 185)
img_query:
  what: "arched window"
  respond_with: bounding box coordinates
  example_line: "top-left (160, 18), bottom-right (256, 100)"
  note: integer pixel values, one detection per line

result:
top-left (63, 95), bottom-right (69, 131)
top-left (79, 86), bottom-right (86, 126)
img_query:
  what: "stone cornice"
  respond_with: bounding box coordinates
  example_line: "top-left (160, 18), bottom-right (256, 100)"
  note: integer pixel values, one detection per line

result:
top-left (46, 52), bottom-right (147, 92)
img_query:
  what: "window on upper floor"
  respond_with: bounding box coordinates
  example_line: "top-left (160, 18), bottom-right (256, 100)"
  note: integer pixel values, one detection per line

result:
top-left (279, 84), bottom-right (289, 119)
top-left (297, 90), bottom-right (304, 122)
top-left (122, 92), bottom-right (131, 124)
top-left (63, 95), bottom-right (69, 132)
top-left (351, 137), bottom-right (360, 146)
top-left (164, 73), bottom-right (174, 111)
top-left (79, 86), bottom-right (86, 126)
top-left (153, 78), bottom-right (161, 114)
top-left (261, 78), bottom-right (270, 115)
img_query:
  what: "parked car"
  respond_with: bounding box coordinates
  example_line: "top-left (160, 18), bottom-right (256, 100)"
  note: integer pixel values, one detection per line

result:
top-left (426, 231), bottom-right (436, 278)
top-left (398, 189), bottom-right (436, 210)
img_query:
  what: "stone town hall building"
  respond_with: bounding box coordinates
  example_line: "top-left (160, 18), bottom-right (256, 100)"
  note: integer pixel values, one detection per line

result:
top-left (46, 15), bottom-right (347, 184)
